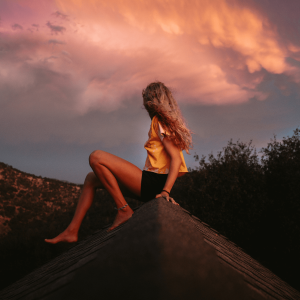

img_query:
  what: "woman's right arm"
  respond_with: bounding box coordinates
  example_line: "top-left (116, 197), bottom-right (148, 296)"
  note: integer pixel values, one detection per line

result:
top-left (155, 136), bottom-right (181, 205)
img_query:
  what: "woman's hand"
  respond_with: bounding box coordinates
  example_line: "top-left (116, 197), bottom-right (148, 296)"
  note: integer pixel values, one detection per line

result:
top-left (155, 191), bottom-right (179, 206)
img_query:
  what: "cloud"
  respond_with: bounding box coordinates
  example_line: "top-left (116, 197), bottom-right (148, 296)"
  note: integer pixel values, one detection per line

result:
top-left (46, 21), bottom-right (66, 34)
top-left (52, 11), bottom-right (68, 20)
top-left (11, 23), bottom-right (23, 30)
top-left (54, 0), bottom-right (297, 72)
top-left (0, 0), bottom-right (300, 147)
top-left (48, 39), bottom-right (65, 45)
top-left (52, 0), bottom-right (299, 97)
top-left (32, 23), bottom-right (39, 31)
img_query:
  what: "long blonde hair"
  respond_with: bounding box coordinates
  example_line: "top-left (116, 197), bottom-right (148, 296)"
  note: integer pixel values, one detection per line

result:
top-left (142, 82), bottom-right (193, 154)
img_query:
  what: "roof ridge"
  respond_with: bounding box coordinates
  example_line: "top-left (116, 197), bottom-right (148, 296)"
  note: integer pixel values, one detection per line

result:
top-left (1, 199), bottom-right (299, 300)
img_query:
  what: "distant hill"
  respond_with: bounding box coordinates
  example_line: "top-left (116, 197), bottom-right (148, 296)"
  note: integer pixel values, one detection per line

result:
top-left (0, 161), bottom-right (141, 290)
top-left (0, 162), bottom-right (81, 236)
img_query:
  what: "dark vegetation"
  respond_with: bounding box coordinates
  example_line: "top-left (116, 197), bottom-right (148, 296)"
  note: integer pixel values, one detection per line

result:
top-left (172, 128), bottom-right (300, 292)
top-left (0, 128), bottom-right (299, 292)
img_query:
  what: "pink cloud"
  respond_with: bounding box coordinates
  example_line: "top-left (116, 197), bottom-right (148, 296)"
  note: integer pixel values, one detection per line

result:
top-left (2, 1), bottom-right (298, 108)
top-left (11, 23), bottom-right (23, 30)
top-left (1, 0), bottom-right (300, 144)
top-left (51, 0), bottom-right (299, 104)
top-left (46, 21), bottom-right (66, 34)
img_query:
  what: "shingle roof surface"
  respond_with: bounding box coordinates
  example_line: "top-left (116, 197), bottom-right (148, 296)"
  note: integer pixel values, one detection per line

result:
top-left (0, 198), bottom-right (299, 300)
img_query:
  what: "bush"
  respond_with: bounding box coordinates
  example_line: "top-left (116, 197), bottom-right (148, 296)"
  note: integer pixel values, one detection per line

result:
top-left (258, 128), bottom-right (300, 288)
top-left (173, 140), bottom-right (267, 245)
top-left (262, 128), bottom-right (300, 206)
top-left (173, 129), bottom-right (300, 291)
top-left (4, 205), bottom-right (16, 218)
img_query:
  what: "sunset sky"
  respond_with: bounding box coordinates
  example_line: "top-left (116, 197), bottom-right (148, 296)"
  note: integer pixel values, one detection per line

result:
top-left (1, 0), bottom-right (300, 183)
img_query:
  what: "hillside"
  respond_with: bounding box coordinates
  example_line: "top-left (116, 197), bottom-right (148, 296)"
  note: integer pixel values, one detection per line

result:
top-left (0, 162), bottom-right (141, 290)
top-left (0, 162), bottom-right (81, 236)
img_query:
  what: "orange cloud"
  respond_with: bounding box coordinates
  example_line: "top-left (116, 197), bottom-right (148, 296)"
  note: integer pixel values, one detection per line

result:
top-left (54, 0), bottom-right (291, 73)
top-left (51, 0), bottom-right (298, 108)
top-left (1, 0), bottom-right (299, 117)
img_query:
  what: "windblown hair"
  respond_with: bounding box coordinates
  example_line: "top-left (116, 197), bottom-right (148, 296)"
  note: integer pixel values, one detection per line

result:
top-left (142, 82), bottom-right (193, 153)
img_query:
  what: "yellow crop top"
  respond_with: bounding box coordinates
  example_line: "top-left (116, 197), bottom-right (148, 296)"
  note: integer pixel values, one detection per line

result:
top-left (143, 115), bottom-right (188, 174)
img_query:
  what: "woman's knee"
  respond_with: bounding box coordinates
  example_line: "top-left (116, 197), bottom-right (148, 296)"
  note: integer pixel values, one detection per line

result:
top-left (84, 172), bottom-right (100, 188)
top-left (89, 150), bottom-right (105, 167)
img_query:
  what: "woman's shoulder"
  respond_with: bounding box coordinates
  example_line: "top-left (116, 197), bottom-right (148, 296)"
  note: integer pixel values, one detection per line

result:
top-left (151, 115), bottom-right (158, 123)
top-left (151, 115), bottom-right (159, 129)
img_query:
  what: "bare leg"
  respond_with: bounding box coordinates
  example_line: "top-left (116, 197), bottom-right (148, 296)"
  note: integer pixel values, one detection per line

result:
top-left (89, 152), bottom-right (140, 232)
top-left (45, 172), bottom-right (101, 244)
top-left (45, 150), bottom-right (142, 243)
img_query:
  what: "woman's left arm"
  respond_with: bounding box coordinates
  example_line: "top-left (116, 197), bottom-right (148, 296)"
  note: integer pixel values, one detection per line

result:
top-left (155, 136), bottom-right (181, 205)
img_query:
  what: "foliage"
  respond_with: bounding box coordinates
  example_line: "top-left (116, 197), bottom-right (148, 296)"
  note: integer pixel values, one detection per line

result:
top-left (173, 140), bottom-right (267, 244)
top-left (172, 129), bottom-right (300, 291)
top-left (261, 128), bottom-right (300, 205)
top-left (258, 128), bottom-right (300, 285)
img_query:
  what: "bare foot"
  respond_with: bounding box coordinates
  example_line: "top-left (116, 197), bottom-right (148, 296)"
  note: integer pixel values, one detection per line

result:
top-left (107, 206), bottom-right (134, 232)
top-left (45, 228), bottom-right (78, 244)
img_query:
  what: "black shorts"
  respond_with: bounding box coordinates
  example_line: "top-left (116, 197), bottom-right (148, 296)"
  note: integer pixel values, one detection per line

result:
top-left (140, 170), bottom-right (168, 202)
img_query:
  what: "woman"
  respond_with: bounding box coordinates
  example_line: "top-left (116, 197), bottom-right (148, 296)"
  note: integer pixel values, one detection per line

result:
top-left (45, 82), bottom-right (192, 244)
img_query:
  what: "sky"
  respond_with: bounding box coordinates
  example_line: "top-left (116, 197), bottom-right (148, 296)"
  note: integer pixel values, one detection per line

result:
top-left (1, 0), bottom-right (300, 183)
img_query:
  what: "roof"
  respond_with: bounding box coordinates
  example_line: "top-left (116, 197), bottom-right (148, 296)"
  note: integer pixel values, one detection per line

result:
top-left (0, 198), bottom-right (299, 300)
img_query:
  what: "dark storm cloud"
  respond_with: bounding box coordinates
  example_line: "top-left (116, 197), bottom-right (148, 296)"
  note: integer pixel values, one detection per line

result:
top-left (46, 21), bottom-right (66, 34)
